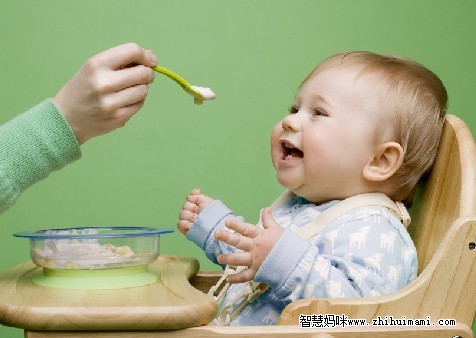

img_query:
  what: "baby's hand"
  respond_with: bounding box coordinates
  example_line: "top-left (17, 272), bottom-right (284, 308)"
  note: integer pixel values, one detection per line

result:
top-left (214, 208), bottom-right (283, 284)
top-left (177, 188), bottom-right (214, 235)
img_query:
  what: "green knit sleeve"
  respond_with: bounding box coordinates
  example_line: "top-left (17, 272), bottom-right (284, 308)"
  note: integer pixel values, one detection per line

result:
top-left (0, 99), bottom-right (81, 212)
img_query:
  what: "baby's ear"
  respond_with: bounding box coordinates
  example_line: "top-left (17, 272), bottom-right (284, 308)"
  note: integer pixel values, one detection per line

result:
top-left (363, 142), bottom-right (404, 182)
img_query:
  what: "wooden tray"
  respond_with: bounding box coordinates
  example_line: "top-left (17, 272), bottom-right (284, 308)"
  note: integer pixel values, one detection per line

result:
top-left (0, 255), bottom-right (217, 330)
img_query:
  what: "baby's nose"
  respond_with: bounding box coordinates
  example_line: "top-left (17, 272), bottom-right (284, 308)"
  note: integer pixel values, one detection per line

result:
top-left (282, 113), bottom-right (301, 132)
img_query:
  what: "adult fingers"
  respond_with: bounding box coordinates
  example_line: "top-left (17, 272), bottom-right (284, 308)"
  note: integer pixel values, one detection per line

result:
top-left (225, 219), bottom-right (260, 238)
top-left (103, 83), bottom-right (149, 112)
top-left (106, 64), bottom-right (155, 92)
top-left (98, 100), bottom-right (144, 132)
top-left (99, 96), bottom-right (146, 130)
top-left (215, 230), bottom-right (253, 251)
top-left (94, 43), bottom-right (157, 70)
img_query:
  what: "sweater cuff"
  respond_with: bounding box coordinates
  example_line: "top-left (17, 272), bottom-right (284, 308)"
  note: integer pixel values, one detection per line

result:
top-left (186, 200), bottom-right (234, 250)
top-left (0, 99), bottom-right (81, 195)
top-left (254, 227), bottom-right (310, 291)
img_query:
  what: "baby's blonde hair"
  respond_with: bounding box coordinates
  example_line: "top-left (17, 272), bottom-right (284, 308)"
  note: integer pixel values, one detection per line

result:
top-left (305, 51), bottom-right (448, 206)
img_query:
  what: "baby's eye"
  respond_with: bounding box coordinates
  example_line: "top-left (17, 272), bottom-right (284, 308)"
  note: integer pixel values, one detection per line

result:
top-left (288, 106), bottom-right (298, 114)
top-left (312, 108), bottom-right (327, 117)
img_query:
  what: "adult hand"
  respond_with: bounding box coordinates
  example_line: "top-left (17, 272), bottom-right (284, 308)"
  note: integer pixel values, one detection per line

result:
top-left (54, 43), bottom-right (158, 144)
top-left (214, 207), bottom-right (284, 283)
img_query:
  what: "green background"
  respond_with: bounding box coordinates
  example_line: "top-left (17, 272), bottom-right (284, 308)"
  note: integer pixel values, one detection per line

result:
top-left (1, 0), bottom-right (475, 336)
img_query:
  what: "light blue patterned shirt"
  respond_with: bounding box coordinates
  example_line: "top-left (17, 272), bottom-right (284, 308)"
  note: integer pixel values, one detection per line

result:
top-left (187, 195), bottom-right (417, 326)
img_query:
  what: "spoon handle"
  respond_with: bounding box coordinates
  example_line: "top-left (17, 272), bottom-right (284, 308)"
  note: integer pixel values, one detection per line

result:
top-left (153, 65), bottom-right (191, 91)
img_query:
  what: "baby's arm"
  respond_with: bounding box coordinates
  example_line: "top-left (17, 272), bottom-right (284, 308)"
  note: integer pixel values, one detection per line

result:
top-left (214, 208), bottom-right (283, 283)
top-left (254, 213), bottom-right (417, 303)
top-left (178, 189), bottom-right (246, 265)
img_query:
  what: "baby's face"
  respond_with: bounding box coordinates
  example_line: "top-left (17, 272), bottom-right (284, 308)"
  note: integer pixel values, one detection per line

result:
top-left (270, 65), bottom-right (382, 204)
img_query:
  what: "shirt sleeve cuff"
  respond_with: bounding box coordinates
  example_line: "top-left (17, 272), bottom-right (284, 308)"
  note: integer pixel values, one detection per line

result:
top-left (0, 99), bottom-right (81, 211)
top-left (254, 227), bottom-right (310, 291)
top-left (186, 200), bottom-right (234, 250)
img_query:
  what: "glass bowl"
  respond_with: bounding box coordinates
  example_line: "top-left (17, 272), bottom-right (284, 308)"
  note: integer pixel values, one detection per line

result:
top-left (14, 226), bottom-right (174, 270)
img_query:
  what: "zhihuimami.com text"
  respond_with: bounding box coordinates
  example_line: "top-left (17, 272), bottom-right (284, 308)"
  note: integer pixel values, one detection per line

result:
top-left (299, 314), bottom-right (456, 328)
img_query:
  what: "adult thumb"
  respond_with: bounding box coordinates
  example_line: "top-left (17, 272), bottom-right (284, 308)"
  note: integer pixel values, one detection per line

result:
top-left (261, 207), bottom-right (278, 229)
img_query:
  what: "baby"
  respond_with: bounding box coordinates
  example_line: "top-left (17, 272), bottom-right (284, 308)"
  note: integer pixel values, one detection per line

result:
top-left (178, 51), bottom-right (447, 326)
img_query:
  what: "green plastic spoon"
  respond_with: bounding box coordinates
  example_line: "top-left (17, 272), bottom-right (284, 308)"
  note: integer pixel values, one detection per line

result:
top-left (153, 65), bottom-right (216, 105)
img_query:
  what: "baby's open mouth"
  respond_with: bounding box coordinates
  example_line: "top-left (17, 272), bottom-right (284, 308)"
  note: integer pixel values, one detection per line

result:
top-left (280, 140), bottom-right (304, 160)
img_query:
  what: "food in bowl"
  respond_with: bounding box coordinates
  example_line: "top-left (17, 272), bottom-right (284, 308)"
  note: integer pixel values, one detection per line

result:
top-left (14, 227), bottom-right (173, 270)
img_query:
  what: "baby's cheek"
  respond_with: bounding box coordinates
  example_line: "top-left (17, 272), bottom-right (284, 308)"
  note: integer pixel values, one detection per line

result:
top-left (270, 122), bottom-right (282, 142)
top-left (270, 123), bottom-right (283, 166)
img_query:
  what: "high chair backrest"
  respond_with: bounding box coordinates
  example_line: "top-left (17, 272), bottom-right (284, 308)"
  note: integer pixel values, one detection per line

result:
top-left (408, 114), bottom-right (476, 274)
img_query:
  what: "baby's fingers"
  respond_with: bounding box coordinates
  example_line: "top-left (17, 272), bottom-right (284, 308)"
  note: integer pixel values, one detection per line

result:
top-left (217, 252), bottom-right (251, 268)
top-left (226, 268), bottom-right (256, 284)
top-left (261, 207), bottom-right (279, 229)
top-left (215, 230), bottom-right (253, 251)
top-left (186, 188), bottom-right (202, 203)
top-left (179, 209), bottom-right (197, 223)
top-left (225, 219), bottom-right (260, 238)
top-left (190, 188), bottom-right (201, 195)
top-left (177, 220), bottom-right (192, 236)
top-left (182, 200), bottom-right (198, 213)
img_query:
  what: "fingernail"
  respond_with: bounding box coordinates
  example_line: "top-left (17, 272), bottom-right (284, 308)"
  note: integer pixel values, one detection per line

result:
top-left (148, 50), bottom-right (158, 66)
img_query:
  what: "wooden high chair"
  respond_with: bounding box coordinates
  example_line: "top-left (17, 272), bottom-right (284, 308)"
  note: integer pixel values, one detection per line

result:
top-left (20, 114), bottom-right (476, 337)
top-left (169, 113), bottom-right (476, 338)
